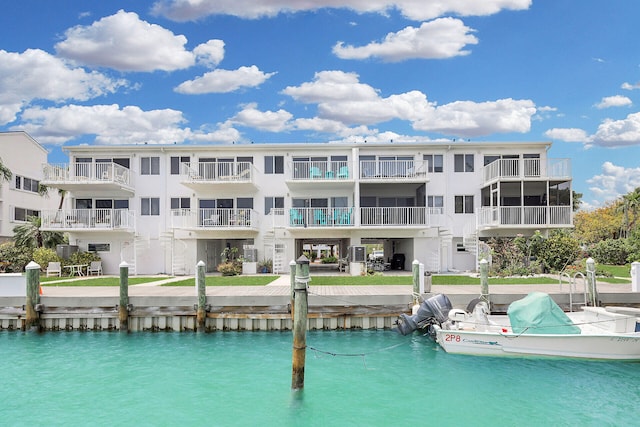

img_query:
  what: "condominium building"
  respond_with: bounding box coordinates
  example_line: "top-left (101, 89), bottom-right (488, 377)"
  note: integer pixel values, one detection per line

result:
top-left (0, 132), bottom-right (60, 243)
top-left (39, 140), bottom-right (573, 275)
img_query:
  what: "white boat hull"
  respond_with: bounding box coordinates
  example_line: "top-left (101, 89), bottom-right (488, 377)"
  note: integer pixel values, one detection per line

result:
top-left (435, 328), bottom-right (640, 360)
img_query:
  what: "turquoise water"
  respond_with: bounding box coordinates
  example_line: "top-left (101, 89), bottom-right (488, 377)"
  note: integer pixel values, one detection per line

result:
top-left (2, 330), bottom-right (639, 426)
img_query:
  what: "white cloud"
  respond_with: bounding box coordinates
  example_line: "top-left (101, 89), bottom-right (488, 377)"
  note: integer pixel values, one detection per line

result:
top-left (333, 18), bottom-right (478, 61)
top-left (282, 70), bottom-right (536, 137)
top-left (547, 112), bottom-right (640, 148)
top-left (230, 103), bottom-right (293, 132)
top-left (151, 0), bottom-right (532, 22)
top-left (0, 49), bottom-right (126, 125)
top-left (175, 66), bottom-right (276, 94)
top-left (13, 103), bottom-right (238, 144)
top-left (193, 39), bottom-right (225, 68)
top-left (587, 161), bottom-right (640, 204)
top-left (595, 95), bottom-right (632, 109)
top-left (622, 81), bottom-right (640, 90)
top-left (544, 128), bottom-right (590, 143)
top-left (55, 10), bottom-right (195, 72)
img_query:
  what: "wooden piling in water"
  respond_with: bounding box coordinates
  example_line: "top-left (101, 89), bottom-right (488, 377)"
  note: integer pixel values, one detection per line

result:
top-left (25, 261), bottom-right (41, 331)
top-left (196, 260), bottom-right (207, 332)
top-left (291, 255), bottom-right (309, 391)
top-left (480, 258), bottom-right (490, 309)
top-left (119, 261), bottom-right (129, 332)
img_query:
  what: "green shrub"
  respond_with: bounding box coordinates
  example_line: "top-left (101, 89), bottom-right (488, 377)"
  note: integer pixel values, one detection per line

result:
top-left (217, 262), bottom-right (241, 276)
top-left (539, 230), bottom-right (581, 271)
top-left (0, 242), bottom-right (33, 273)
top-left (63, 251), bottom-right (100, 268)
top-left (321, 256), bottom-right (338, 264)
top-left (590, 238), bottom-right (630, 265)
top-left (33, 247), bottom-right (62, 271)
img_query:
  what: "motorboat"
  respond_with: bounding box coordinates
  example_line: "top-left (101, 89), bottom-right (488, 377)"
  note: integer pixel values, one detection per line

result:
top-left (395, 292), bottom-right (640, 361)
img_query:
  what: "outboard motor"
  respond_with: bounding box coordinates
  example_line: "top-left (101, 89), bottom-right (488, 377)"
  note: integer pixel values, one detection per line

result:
top-left (395, 294), bottom-right (453, 336)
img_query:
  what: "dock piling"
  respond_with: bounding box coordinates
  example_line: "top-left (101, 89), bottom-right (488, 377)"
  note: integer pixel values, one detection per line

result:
top-left (291, 255), bottom-right (310, 391)
top-left (25, 261), bottom-right (41, 331)
top-left (196, 260), bottom-right (207, 332)
top-left (586, 258), bottom-right (598, 306)
top-left (480, 259), bottom-right (490, 310)
top-left (119, 261), bottom-right (129, 332)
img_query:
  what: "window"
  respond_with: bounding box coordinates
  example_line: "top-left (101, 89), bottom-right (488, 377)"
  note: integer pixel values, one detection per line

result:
top-left (14, 175), bottom-right (40, 193)
top-left (171, 197), bottom-right (190, 209)
top-left (141, 157), bottom-right (160, 175)
top-left (88, 243), bottom-right (110, 252)
top-left (141, 197), bottom-right (160, 215)
top-left (454, 195), bottom-right (474, 214)
top-left (237, 198), bottom-right (254, 209)
top-left (265, 156), bottom-right (284, 174)
top-left (428, 196), bottom-right (444, 208)
top-left (424, 154), bottom-right (443, 173)
top-left (13, 207), bottom-right (39, 222)
top-left (454, 154), bottom-right (474, 172)
top-left (171, 156), bottom-right (190, 175)
top-left (264, 197), bottom-right (284, 215)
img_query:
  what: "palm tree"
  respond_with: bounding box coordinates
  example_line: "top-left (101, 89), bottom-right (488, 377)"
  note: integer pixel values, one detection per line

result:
top-left (617, 188), bottom-right (640, 238)
top-left (13, 216), bottom-right (64, 249)
top-left (0, 156), bottom-right (12, 183)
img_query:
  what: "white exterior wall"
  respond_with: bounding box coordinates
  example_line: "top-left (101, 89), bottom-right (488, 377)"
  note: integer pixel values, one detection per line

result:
top-left (0, 132), bottom-right (60, 241)
top-left (34, 140), bottom-right (571, 275)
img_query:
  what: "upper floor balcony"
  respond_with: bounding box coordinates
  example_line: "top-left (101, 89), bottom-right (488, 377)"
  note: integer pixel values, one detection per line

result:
top-left (41, 162), bottom-right (134, 194)
top-left (286, 160), bottom-right (353, 189)
top-left (285, 206), bottom-right (430, 228)
top-left (483, 158), bottom-right (571, 184)
top-left (170, 208), bottom-right (259, 231)
top-left (359, 160), bottom-right (428, 182)
top-left (40, 208), bottom-right (135, 232)
top-left (180, 162), bottom-right (256, 189)
top-left (477, 206), bottom-right (572, 230)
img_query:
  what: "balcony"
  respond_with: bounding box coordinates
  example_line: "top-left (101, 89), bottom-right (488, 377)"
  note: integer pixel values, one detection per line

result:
top-left (41, 162), bottom-right (134, 194)
top-left (360, 207), bottom-right (428, 227)
top-left (478, 206), bottom-right (572, 229)
top-left (288, 207), bottom-right (354, 227)
top-left (286, 161), bottom-right (353, 190)
top-left (483, 158), bottom-right (571, 184)
top-left (171, 208), bottom-right (259, 230)
top-left (180, 162), bottom-right (255, 189)
top-left (359, 160), bottom-right (427, 182)
top-left (41, 208), bottom-right (135, 231)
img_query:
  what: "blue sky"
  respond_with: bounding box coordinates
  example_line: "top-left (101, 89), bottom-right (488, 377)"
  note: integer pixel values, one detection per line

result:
top-left (2, 0), bottom-right (640, 209)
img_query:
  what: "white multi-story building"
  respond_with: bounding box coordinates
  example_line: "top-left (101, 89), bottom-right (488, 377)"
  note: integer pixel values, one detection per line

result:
top-left (0, 132), bottom-right (60, 243)
top-left (39, 140), bottom-right (573, 275)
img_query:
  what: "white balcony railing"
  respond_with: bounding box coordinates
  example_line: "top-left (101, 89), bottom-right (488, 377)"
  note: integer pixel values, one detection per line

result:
top-left (290, 161), bottom-right (350, 180)
top-left (171, 208), bottom-right (258, 229)
top-left (360, 207), bottom-right (427, 226)
top-left (181, 162), bottom-right (254, 183)
top-left (360, 160), bottom-right (426, 180)
top-left (478, 206), bottom-right (572, 227)
top-left (483, 158), bottom-right (571, 183)
top-left (41, 209), bottom-right (135, 230)
top-left (42, 162), bottom-right (132, 186)
top-left (288, 207), bottom-right (354, 227)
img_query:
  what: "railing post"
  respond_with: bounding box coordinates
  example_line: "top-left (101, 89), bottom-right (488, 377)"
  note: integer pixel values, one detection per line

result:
top-left (25, 261), bottom-right (41, 331)
top-left (291, 255), bottom-right (310, 391)
top-left (196, 260), bottom-right (207, 332)
top-left (586, 258), bottom-right (598, 306)
top-left (119, 261), bottom-right (130, 332)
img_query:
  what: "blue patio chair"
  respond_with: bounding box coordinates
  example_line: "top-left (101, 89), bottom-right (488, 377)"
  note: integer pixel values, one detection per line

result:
top-left (314, 209), bottom-right (328, 225)
top-left (337, 166), bottom-right (349, 179)
top-left (310, 167), bottom-right (322, 179)
top-left (290, 209), bottom-right (304, 226)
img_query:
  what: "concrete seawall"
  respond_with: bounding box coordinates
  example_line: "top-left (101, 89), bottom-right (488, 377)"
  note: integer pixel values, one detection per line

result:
top-left (1, 282), bottom-right (638, 332)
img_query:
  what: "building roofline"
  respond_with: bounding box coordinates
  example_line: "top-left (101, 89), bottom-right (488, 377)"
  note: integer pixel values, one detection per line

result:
top-left (62, 140), bottom-right (553, 153)
top-left (0, 130), bottom-right (49, 155)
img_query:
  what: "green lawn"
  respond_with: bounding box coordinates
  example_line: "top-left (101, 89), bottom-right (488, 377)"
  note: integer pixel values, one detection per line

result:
top-left (167, 275), bottom-right (280, 286)
top-left (598, 264), bottom-right (631, 278)
top-left (41, 276), bottom-right (171, 286)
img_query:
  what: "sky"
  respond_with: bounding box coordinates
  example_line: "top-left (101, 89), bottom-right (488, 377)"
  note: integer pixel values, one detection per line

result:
top-left (1, 0), bottom-right (640, 209)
